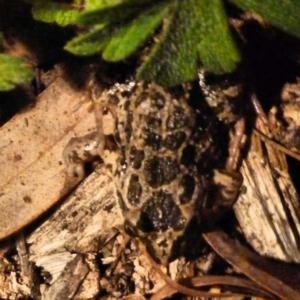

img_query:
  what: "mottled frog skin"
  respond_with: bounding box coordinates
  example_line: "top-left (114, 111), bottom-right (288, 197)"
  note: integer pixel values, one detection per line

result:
top-left (64, 80), bottom-right (242, 264)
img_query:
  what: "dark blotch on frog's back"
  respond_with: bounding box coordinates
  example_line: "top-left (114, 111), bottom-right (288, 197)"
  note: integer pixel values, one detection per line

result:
top-left (164, 131), bottom-right (186, 151)
top-left (129, 146), bottom-right (145, 169)
top-left (179, 174), bottom-right (196, 204)
top-left (127, 174), bottom-right (142, 206)
top-left (144, 132), bottom-right (162, 150)
top-left (145, 113), bottom-right (162, 129)
top-left (166, 106), bottom-right (189, 130)
top-left (124, 110), bottom-right (133, 143)
top-left (138, 190), bottom-right (186, 232)
top-left (151, 91), bottom-right (166, 110)
top-left (181, 145), bottom-right (196, 167)
top-left (143, 156), bottom-right (179, 188)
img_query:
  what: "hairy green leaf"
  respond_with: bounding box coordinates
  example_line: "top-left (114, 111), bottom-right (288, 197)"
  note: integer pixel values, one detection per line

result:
top-left (64, 25), bottom-right (111, 55)
top-left (84, 0), bottom-right (144, 11)
top-left (197, 0), bottom-right (240, 73)
top-left (0, 54), bottom-right (34, 91)
top-left (29, 0), bottom-right (300, 86)
top-left (103, 3), bottom-right (170, 61)
top-left (31, 1), bottom-right (80, 26)
top-left (66, 2), bottom-right (169, 58)
top-left (77, 0), bottom-right (158, 25)
top-left (68, 0), bottom-right (242, 85)
top-left (230, 0), bottom-right (300, 37)
top-left (137, 0), bottom-right (202, 86)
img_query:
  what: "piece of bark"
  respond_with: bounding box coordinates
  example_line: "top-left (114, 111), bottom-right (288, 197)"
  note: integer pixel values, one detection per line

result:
top-left (234, 132), bottom-right (300, 263)
top-left (28, 165), bottom-right (123, 283)
top-left (42, 254), bottom-right (89, 300)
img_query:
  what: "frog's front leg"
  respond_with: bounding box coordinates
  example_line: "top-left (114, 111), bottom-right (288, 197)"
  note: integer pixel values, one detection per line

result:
top-left (62, 131), bottom-right (102, 179)
top-left (62, 96), bottom-right (107, 180)
top-left (203, 119), bottom-right (244, 219)
top-left (208, 169), bottom-right (243, 213)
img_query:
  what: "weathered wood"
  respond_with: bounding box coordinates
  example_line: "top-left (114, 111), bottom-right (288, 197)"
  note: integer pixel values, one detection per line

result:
top-left (28, 165), bottom-right (123, 297)
top-left (234, 133), bottom-right (300, 263)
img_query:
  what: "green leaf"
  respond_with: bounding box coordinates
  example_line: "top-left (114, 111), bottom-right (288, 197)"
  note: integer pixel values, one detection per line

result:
top-left (230, 0), bottom-right (300, 38)
top-left (197, 0), bottom-right (240, 73)
top-left (66, 2), bottom-right (169, 58)
top-left (31, 1), bottom-right (81, 26)
top-left (67, 0), bottom-right (241, 85)
top-left (103, 2), bottom-right (170, 61)
top-left (84, 0), bottom-right (120, 11)
top-left (0, 54), bottom-right (34, 91)
top-left (84, 0), bottom-right (144, 12)
top-left (64, 24), bottom-right (113, 56)
top-left (77, 0), bottom-right (158, 25)
top-left (137, 0), bottom-right (202, 86)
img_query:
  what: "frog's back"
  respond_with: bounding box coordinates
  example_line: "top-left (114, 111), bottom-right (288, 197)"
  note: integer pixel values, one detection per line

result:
top-left (112, 82), bottom-right (218, 263)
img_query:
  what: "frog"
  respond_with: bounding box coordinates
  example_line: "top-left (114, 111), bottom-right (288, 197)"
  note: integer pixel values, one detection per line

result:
top-left (63, 78), bottom-right (243, 264)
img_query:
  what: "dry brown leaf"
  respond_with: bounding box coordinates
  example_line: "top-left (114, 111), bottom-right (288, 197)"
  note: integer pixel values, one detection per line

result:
top-left (0, 77), bottom-right (99, 240)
